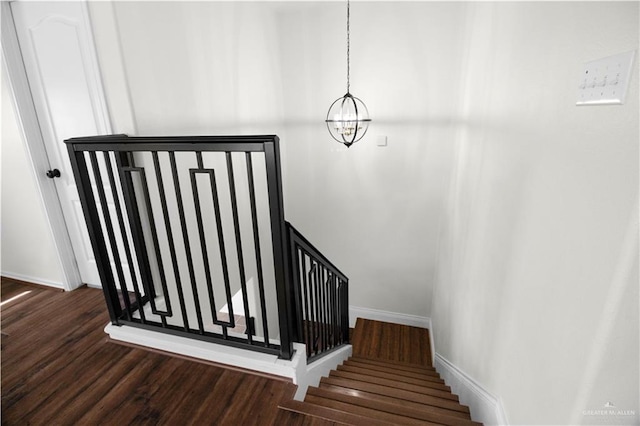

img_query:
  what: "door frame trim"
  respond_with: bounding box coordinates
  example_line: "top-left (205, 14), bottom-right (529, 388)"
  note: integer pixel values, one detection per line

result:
top-left (2, 1), bottom-right (82, 291)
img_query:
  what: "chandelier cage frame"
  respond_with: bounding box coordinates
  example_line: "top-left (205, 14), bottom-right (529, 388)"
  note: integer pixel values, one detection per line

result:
top-left (325, 0), bottom-right (371, 148)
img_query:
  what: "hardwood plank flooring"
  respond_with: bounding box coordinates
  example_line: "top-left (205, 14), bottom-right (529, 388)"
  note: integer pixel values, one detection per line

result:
top-left (351, 318), bottom-right (432, 367)
top-left (1, 279), bottom-right (297, 425)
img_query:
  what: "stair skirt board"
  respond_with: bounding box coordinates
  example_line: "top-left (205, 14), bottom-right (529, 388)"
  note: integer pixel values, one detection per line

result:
top-left (434, 353), bottom-right (509, 426)
top-left (105, 323), bottom-right (351, 385)
top-left (293, 345), bottom-right (353, 401)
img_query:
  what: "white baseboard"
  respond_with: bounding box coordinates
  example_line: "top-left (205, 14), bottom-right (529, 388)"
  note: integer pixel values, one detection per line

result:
top-left (434, 353), bottom-right (509, 425)
top-left (105, 323), bottom-right (350, 388)
top-left (349, 305), bottom-right (431, 329)
top-left (1, 270), bottom-right (64, 290)
top-left (106, 323), bottom-right (304, 381)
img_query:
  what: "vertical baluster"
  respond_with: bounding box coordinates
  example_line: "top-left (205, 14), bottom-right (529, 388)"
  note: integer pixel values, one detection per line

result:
top-left (169, 152), bottom-right (202, 333)
top-left (246, 153), bottom-right (270, 346)
top-left (319, 266), bottom-right (325, 353)
top-left (91, 152), bottom-right (132, 321)
top-left (136, 154), bottom-right (172, 325)
top-left (329, 273), bottom-right (336, 348)
top-left (117, 152), bottom-right (164, 324)
top-left (328, 271), bottom-right (333, 349)
top-left (104, 152), bottom-right (145, 323)
top-left (343, 279), bottom-right (350, 343)
top-left (127, 153), bottom-right (169, 326)
top-left (336, 277), bottom-right (341, 344)
top-left (308, 261), bottom-right (317, 355)
top-left (314, 261), bottom-right (321, 355)
top-left (191, 152), bottom-right (223, 335)
top-left (88, 152), bottom-right (127, 320)
top-left (226, 153), bottom-right (253, 344)
top-left (301, 252), bottom-right (311, 358)
top-left (322, 267), bottom-right (329, 352)
top-left (208, 155), bottom-right (235, 340)
top-left (153, 152), bottom-right (188, 331)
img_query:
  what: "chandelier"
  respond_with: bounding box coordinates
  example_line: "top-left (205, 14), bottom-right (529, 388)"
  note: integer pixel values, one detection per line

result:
top-left (325, 0), bottom-right (371, 147)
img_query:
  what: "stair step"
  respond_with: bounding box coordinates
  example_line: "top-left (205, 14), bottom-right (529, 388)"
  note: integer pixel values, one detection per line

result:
top-left (309, 386), bottom-right (482, 426)
top-left (279, 399), bottom-right (396, 426)
top-left (320, 376), bottom-right (470, 415)
top-left (337, 364), bottom-right (445, 386)
top-left (319, 383), bottom-right (471, 420)
top-left (349, 356), bottom-right (436, 373)
top-left (351, 318), bottom-right (433, 367)
top-left (305, 393), bottom-right (439, 425)
top-left (344, 359), bottom-right (441, 379)
top-left (330, 370), bottom-right (455, 399)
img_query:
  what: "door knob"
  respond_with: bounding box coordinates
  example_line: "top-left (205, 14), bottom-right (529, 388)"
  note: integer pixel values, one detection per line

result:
top-left (46, 169), bottom-right (61, 179)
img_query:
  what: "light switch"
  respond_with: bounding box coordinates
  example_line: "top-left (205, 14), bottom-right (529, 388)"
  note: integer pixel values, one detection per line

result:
top-left (577, 50), bottom-right (636, 105)
top-left (377, 136), bottom-right (387, 147)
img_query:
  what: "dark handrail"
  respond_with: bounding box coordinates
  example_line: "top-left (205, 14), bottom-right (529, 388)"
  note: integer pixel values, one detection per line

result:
top-left (286, 222), bottom-right (348, 282)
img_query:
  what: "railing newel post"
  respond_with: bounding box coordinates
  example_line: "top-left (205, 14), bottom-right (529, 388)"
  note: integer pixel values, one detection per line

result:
top-left (264, 138), bottom-right (294, 360)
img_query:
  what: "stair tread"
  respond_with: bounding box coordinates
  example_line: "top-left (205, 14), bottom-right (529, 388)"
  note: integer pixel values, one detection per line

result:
top-left (330, 370), bottom-right (456, 399)
top-left (279, 399), bottom-right (396, 426)
top-left (337, 364), bottom-right (445, 387)
top-left (319, 383), bottom-right (472, 420)
top-left (305, 393), bottom-right (439, 425)
top-left (349, 356), bottom-right (436, 373)
top-left (351, 318), bottom-right (432, 367)
top-left (344, 359), bottom-right (441, 379)
top-left (309, 386), bottom-right (482, 426)
top-left (321, 376), bottom-right (470, 414)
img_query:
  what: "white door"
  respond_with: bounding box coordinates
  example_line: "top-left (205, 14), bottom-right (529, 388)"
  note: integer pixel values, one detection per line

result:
top-left (11, 1), bottom-right (112, 286)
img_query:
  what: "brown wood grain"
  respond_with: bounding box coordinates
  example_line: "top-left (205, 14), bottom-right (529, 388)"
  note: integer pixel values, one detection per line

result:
top-left (351, 318), bottom-right (432, 366)
top-left (1, 281), bottom-right (297, 425)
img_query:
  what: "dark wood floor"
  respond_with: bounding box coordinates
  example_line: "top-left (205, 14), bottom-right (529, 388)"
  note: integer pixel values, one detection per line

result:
top-left (351, 318), bottom-right (432, 367)
top-left (1, 277), bottom-right (296, 425)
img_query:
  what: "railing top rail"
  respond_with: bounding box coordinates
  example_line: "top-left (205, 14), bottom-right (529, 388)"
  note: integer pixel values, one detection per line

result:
top-left (65, 134), bottom-right (279, 153)
top-left (287, 221), bottom-right (348, 282)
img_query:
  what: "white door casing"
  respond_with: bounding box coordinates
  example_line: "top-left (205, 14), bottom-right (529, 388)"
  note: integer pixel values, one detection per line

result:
top-left (10, 1), bottom-right (113, 287)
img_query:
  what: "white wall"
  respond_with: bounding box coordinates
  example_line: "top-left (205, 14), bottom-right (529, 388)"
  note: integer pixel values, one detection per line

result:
top-left (431, 2), bottom-right (639, 425)
top-left (87, 3), bottom-right (638, 423)
top-left (1, 65), bottom-right (64, 287)
top-left (90, 1), bottom-right (464, 318)
top-left (276, 2), bottom-right (464, 318)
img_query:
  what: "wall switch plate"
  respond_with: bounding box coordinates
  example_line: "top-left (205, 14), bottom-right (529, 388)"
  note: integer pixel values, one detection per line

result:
top-left (377, 136), bottom-right (387, 147)
top-left (577, 50), bottom-right (636, 105)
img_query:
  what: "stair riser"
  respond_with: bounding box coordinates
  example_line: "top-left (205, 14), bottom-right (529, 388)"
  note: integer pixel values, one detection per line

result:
top-left (305, 394), bottom-right (435, 426)
top-left (337, 365), bottom-right (446, 387)
top-left (320, 376), bottom-right (470, 414)
top-left (330, 370), bottom-right (456, 400)
top-left (318, 383), bottom-right (472, 420)
top-left (344, 359), bottom-right (441, 379)
top-left (349, 356), bottom-right (437, 374)
top-left (308, 386), bottom-right (481, 426)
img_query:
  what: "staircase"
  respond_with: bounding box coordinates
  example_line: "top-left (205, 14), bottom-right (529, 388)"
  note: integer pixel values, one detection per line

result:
top-left (277, 319), bottom-right (481, 425)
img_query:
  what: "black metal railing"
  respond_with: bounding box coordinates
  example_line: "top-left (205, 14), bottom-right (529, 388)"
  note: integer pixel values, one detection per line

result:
top-left (67, 134), bottom-right (348, 362)
top-left (287, 222), bottom-right (349, 362)
top-left (66, 135), bottom-right (294, 358)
